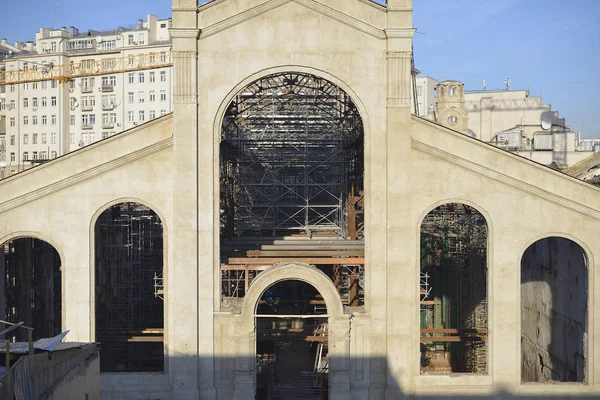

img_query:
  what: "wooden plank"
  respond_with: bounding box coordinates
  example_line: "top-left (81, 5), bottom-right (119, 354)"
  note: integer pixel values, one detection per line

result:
top-left (246, 250), bottom-right (364, 257)
top-left (420, 336), bottom-right (486, 343)
top-left (255, 314), bottom-right (329, 319)
top-left (259, 244), bottom-right (365, 250)
top-left (221, 265), bottom-right (271, 271)
top-left (0, 321), bottom-right (24, 337)
top-left (228, 257), bottom-right (365, 265)
top-left (420, 328), bottom-right (487, 334)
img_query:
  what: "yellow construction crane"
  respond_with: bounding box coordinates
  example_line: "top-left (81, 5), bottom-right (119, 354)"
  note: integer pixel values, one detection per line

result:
top-left (0, 51), bottom-right (172, 86)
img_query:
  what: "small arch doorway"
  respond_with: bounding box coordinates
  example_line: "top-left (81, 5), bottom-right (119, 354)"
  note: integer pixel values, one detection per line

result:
top-left (255, 280), bottom-right (329, 400)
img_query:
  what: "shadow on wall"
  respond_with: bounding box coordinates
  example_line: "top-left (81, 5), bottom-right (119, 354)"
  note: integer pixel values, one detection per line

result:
top-left (100, 355), bottom-right (595, 400)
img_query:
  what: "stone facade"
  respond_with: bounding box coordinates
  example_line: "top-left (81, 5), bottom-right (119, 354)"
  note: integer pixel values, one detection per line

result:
top-left (0, 1), bottom-right (599, 399)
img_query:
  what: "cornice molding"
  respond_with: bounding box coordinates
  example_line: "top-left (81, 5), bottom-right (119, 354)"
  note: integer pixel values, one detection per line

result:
top-left (411, 138), bottom-right (600, 221)
top-left (200, 0), bottom-right (386, 40)
top-left (0, 137), bottom-right (173, 215)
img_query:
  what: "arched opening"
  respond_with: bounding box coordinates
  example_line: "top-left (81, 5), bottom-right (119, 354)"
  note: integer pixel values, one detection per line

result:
top-left (255, 279), bottom-right (328, 400)
top-left (220, 72), bottom-right (365, 310)
top-left (94, 202), bottom-right (164, 372)
top-left (1, 237), bottom-right (61, 341)
top-left (521, 237), bottom-right (588, 383)
top-left (419, 203), bottom-right (488, 374)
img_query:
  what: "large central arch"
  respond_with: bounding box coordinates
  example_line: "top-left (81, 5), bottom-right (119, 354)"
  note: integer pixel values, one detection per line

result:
top-left (217, 68), bottom-right (369, 312)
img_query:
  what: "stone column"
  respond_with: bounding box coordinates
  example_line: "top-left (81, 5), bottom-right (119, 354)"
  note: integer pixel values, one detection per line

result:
top-left (385, 1), bottom-right (416, 398)
top-left (169, 1), bottom-right (207, 399)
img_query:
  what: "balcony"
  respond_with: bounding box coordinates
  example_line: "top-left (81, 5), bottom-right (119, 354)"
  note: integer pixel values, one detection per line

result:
top-left (81, 123), bottom-right (94, 130)
top-left (101, 85), bottom-right (114, 92)
top-left (102, 103), bottom-right (116, 111)
top-left (81, 104), bottom-right (94, 111)
top-left (81, 86), bottom-right (93, 93)
top-left (102, 123), bottom-right (115, 129)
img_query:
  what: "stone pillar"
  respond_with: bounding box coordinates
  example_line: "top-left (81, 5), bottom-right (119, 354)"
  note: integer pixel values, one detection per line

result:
top-left (385, 1), bottom-right (415, 398)
top-left (0, 244), bottom-right (5, 338)
top-left (329, 317), bottom-right (351, 400)
top-left (169, 1), bottom-right (209, 399)
top-left (233, 325), bottom-right (256, 400)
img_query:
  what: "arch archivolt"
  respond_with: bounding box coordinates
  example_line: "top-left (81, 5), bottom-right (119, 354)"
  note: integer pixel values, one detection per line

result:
top-left (232, 262), bottom-right (350, 398)
top-left (0, 230), bottom-right (66, 263)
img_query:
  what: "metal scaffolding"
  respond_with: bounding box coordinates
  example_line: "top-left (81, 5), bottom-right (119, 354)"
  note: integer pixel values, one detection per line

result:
top-left (420, 203), bottom-right (488, 374)
top-left (220, 72), bottom-right (363, 238)
top-left (95, 202), bottom-right (164, 372)
top-left (2, 238), bottom-right (61, 342)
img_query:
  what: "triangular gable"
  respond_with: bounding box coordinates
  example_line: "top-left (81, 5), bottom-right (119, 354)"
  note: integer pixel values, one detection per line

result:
top-left (198, 0), bottom-right (386, 40)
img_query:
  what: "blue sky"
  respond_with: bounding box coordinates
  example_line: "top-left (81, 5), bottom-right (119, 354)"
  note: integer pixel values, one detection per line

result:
top-left (2, 0), bottom-right (599, 138)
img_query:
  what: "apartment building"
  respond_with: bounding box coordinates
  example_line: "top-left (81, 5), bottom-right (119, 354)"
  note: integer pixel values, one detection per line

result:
top-left (0, 14), bottom-right (172, 177)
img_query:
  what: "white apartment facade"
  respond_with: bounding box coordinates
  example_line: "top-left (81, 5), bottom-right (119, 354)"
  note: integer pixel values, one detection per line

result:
top-left (413, 75), bottom-right (439, 118)
top-left (0, 14), bottom-right (172, 177)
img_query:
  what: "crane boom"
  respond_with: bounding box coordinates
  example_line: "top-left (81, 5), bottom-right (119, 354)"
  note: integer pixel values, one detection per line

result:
top-left (0, 51), bottom-right (172, 86)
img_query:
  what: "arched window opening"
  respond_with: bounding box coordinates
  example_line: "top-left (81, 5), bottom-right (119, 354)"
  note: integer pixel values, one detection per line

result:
top-left (256, 280), bottom-right (328, 399)
top-left (419, 203), bottom-right (488, 374)
top-left (95, 202), bottom-right (164, 372)
top-left (220, 72), bottom-right (365, 310)
top-left (1, 237), bottom-right (62, 342)
top-left (521, 237), bottom-right (587, 383)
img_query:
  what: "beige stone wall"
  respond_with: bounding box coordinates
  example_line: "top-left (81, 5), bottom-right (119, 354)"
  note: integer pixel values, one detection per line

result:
top-left (0, 1), bottom-right (598, 399)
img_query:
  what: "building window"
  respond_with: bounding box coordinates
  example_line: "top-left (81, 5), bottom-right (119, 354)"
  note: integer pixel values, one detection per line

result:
top-left (160, 90), bottom-right (166, 102)
top-left (23, 134), bottom-right (28, 144)
top-left (33, 151), bottom-right (38, 160)
top-left (128, 34), bottom-right (134, 45)
top-left (23, 116), bottom-right (29, 126)
top-left (51, 96), bottom-right (57, 106)
top-left (10, 153), bottom-right (15, 162)
top-left (51, 115), bottom-right (56, 125)
top-left (449, 86), bottom-right (457, 96)
top-left (42, 133), bottom-right (47, 144)
top-left (447, 115), bottom-right (458, 125)
top-left (128, 73), bottom-right (134, 84)
top-left (10, 100), bottom-right (15, 109)
top-left (32, 133), bottom-right (38, 144)
top-left (160, 71), bottom-right (166, 82)
top-left (101, 40), bottom-right (116, 50)
top-left (139, 110), bottom-right (145, 122)
top-left (138, 33), bottom-right (144, 45)
top-left (128, 111), bottom-right (134, 122)
top-left (51, 133), bottom-right (56, 144)
top-left (138, 91), bottom-right (144, 103)
top-left (10, 135), bottom-right (15, 145)
top-left (51, 41), bottom-right (57, 52)
top-left (70, 133), bottom-right (75, 144)
top-left (23, 98), bottom-right (28, 108)
top-left (10, 117), bottom-right (15, 127)
top-left (32, 97), bottom-right (38, 108)
top-left (41, 97), bottom-right (47, 107)
top-left (90, 132), bottom-right (95, 142)
top-left (23, 152), bottom-right (28, 160)
top-left (51, 80), bottom-right (57, 89)
top-left (149, 91), bottom-right (155, 102)
top-left (149, 72), bottom-right (155, 83)
top-left (139, 72), bottom-right (145, 83)
top-left (42, 115), bottom-right (48, 125)
top-left (81, 114), bottom-right (96, 126)
top-left (71, 115), bottom-right (76, 126)
top-left (51, 151), bottom-right (57, 158)
top-left (160, 109), bottom-right (166, 116)
top-left (23, 83), bottom-right (28, 90)
top-left (128, 92), bottom-right (134, 103)
top-left (10, 84), bottom-right (15, 92)
top-left (102, 132), bottom-right (109, 139)
top-left (40, 151), bottom-right (47, 159)
top-left (32, 82), bottom-right (38, 90)
top-left (150, 110), bottom-right (156, 119)
top-left (160, 52), bottom-right (167, 63)
top-left (41, 81), bottom-right (47, 90)
top-left (32, 115), bottom-right (38, 125)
